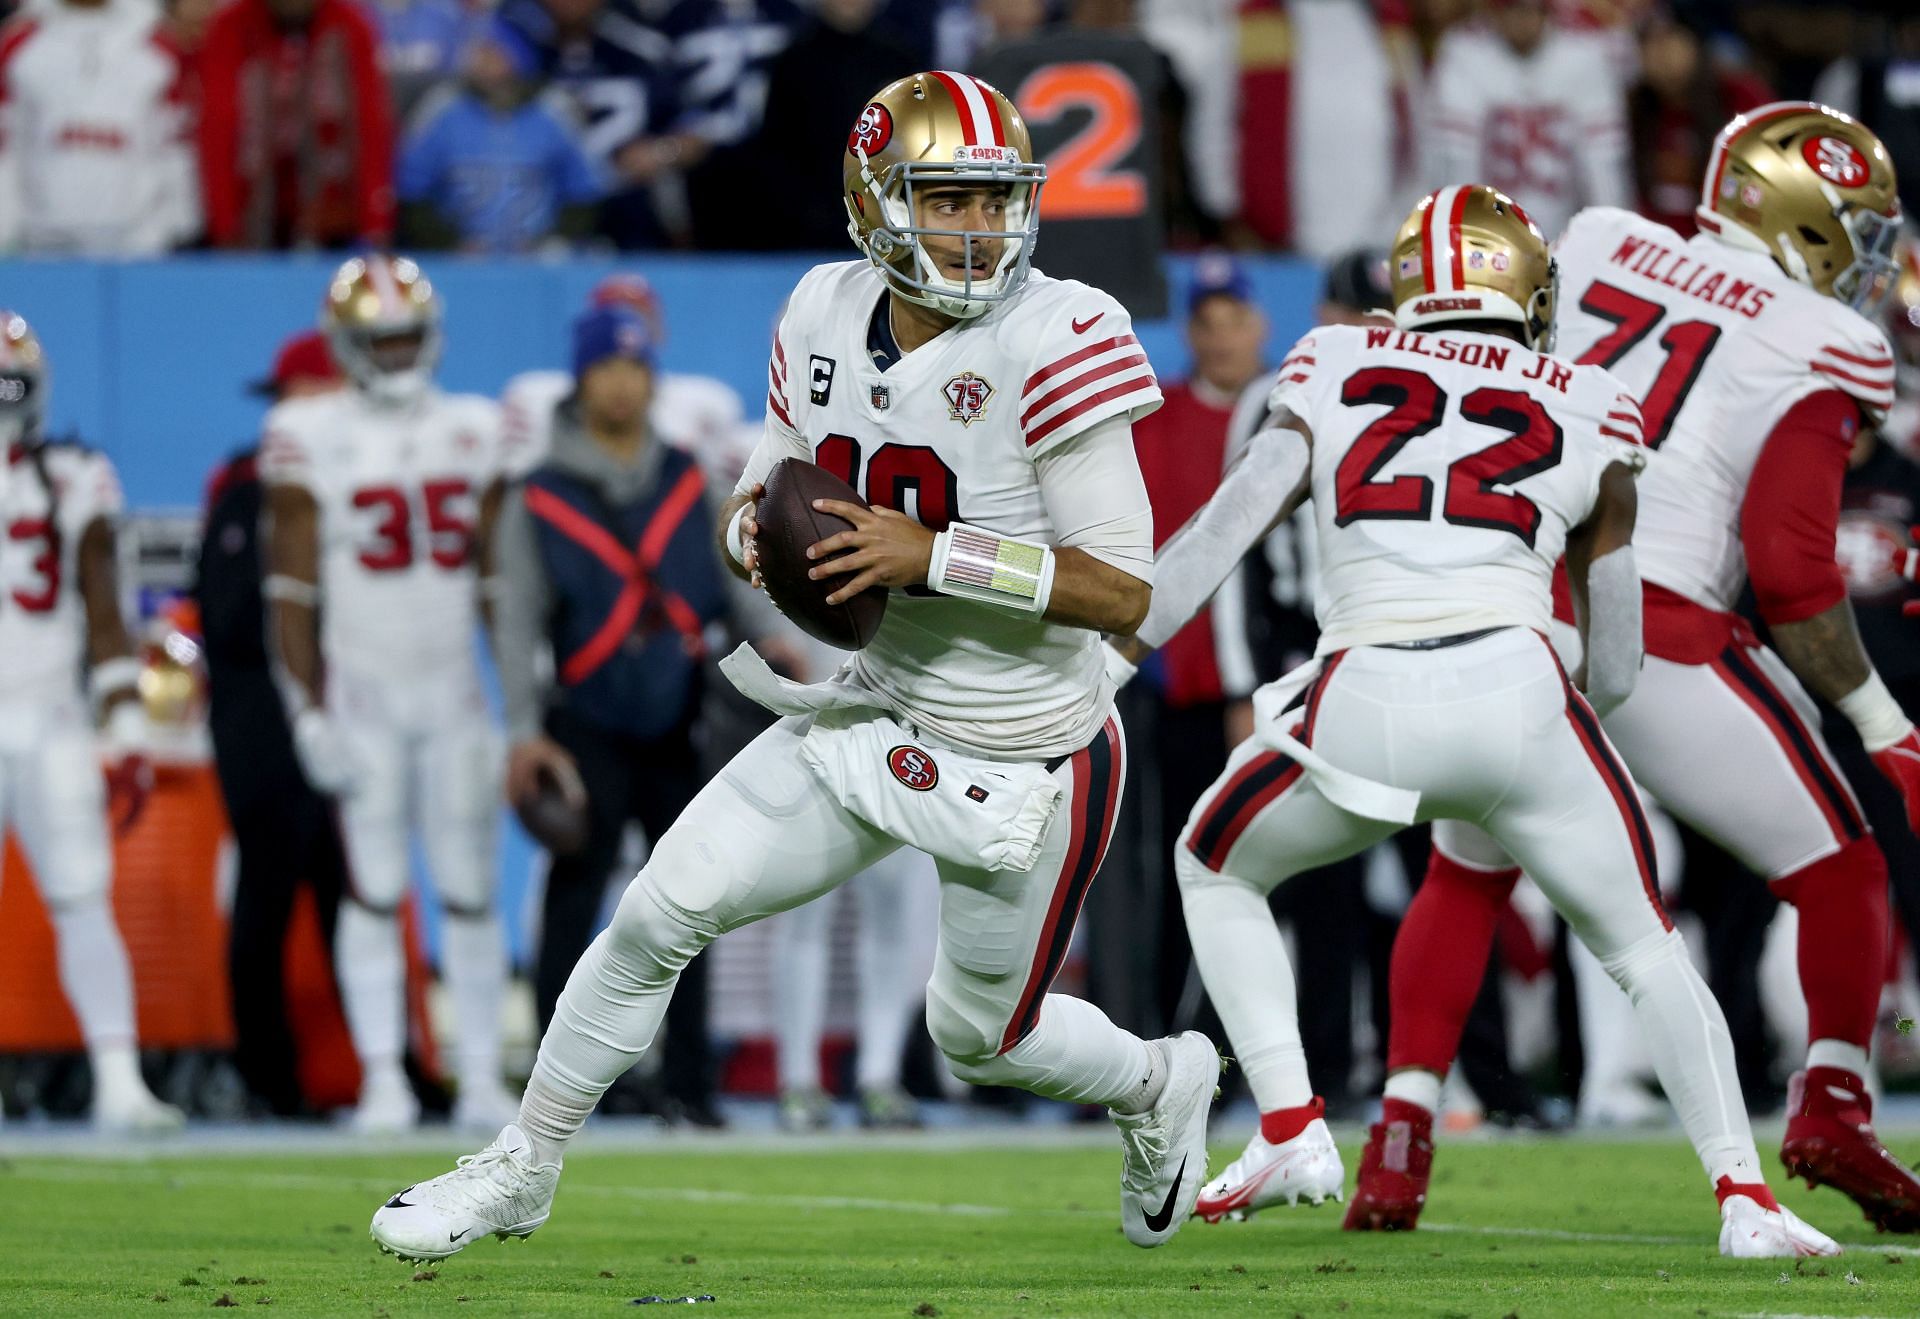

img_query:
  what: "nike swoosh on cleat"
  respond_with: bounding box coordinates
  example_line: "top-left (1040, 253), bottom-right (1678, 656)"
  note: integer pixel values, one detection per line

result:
top-left (1143, 1157), bottom-right (1187, 1233)
top-left (1072, 313), bottom-right (1103, 335)
top-left (384, 1192), bottom-right (415, 1209)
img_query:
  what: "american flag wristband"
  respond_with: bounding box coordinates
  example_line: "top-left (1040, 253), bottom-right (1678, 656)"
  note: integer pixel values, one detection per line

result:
top-left (927, 522), bottom-right (1056, 616)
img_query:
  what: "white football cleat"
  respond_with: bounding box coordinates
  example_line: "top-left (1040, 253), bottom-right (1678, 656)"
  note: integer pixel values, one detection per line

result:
top-left (93, 1085), bottom-right (185, 1134)
top-left (1196, 1110), bottom-right (1345, 1223)
top-left (1718, 1192), bottom-right (1841, 1259)
top-left (452, 1079), bottom-right (522, 1134)
top-left (371, 1123), bottom-right (560, 1264)
top-left (350, 1067), bottom-right (421, 1135)
top-left (1115, 1031), bottom-right (1221, 1248)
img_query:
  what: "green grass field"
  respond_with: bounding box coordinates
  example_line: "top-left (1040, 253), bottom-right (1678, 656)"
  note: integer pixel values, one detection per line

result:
top-left (4, 1130), bottom-right (1919, 1317)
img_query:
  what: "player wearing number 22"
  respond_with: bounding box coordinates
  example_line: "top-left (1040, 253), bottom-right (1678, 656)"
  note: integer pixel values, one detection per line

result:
top-left (370, 70), bottom-right (1222, 1262)
top-left (1114, 182), bottom-right (1836, 1257)
top-left (261, 256), bottom-right (520, 1136)
top-left (1359, 104), bottom-right (1920, 1240)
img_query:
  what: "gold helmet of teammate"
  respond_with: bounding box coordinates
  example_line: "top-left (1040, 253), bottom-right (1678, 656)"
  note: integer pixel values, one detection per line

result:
top-left (842, 71), bottom-right (1046, 320)
top-left (1695, 101), bottom-right (1901, 313)
top-left (0, 310), bottom-right (47, 447)
top-left (1389, 185), bottom-right (1556, 351)
top-left (1887, 234), bottom-right (1920, 394)
top-left (321, 254), bottom-right (443, 405)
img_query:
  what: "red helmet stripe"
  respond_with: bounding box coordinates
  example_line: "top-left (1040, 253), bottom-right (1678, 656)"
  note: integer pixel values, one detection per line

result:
top-left (970, 75), bottom-right (1006, 146)
top-left (366, 256), bottom-right (404, 317)
top-left (1447, 186), bottom-right (1471, 290)
top-left (1701, 101), bottom-right (1824, 212)
top-left (930, 69), bottom-right (985, 146)
top-left (1418, 189), bottom-right (1441, 294)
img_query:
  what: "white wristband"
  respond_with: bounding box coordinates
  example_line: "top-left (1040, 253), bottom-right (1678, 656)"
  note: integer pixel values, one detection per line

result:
top-left (725, 503), bottom-right (751, 567)
top-left (263, 574), bottom-right (319, 606)
top-left (89, 656), bottom-right (141, 704)
top-left (927, 522), bottom-right (1056, 615)
top-left (1835, 671), bottom-right (1913, 753)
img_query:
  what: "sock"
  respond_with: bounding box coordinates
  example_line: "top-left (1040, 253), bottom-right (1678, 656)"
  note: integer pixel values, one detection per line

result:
top-left (1714, 1175), bottom-right (1779, 1212)
top-left (442, 911), bottom-right (507, 1094)
top-left (50, 898), bottom-right (137, 1052)
top-left (948, 994), bottom-right (1160, 1110)
top-left (1806, 1038), bottom-right (1869, 1077)
top-left (90, 1042), bottom-right (147, 1103)
top-left (335, 901), bottom-right (407, 1084)
top-left (1380, 1096), bottom-right (1432, 1130)
top-left (1174, 846), bottom-right (1313, 1112)
top-left (770, 901), bottom-right (831, 1093)
top-left (1598, 928), bottom-right (1764, 1189)
top-left (1769, 837), bottom-right (1888, 1048)
top-left (1382, 1068), bottom-right (1442, 1114)
top-left (1261, 1095), bottom-right (1325, 1144)
top-left (1387, 849), bottom-right (1518, 1073)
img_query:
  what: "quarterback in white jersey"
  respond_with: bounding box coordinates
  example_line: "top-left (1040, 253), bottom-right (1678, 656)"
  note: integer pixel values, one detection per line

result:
top-left (1116, 186), bottom-right (1829, 1258)
top-left (0, 313), bottom-right (181, 1132)
top-left (373, 71), bottom-right (1222, 1264)
top-left (261, 256), bottom-right (516, 1135)
top-left (1380, 105), bottom-right (1920, 1237)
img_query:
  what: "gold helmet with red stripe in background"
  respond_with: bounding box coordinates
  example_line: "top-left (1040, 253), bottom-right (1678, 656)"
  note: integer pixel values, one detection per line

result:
top-left (1887, 234), bottom-right (1920, 398)
top-left (1389, 185), bottom-right (1556, 352)
top-left (321, 254), bottom-right (443, 405)
top-left (1695, 101), bottom-right (1901, 313)
top-left (843, 71), bottom-right (1045, 320)
top-left (0, 310), bottom-right (48, 447)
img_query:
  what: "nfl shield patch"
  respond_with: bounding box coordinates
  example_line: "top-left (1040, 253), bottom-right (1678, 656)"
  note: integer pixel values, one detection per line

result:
top-left (870, 382), bottom-right (891, 411)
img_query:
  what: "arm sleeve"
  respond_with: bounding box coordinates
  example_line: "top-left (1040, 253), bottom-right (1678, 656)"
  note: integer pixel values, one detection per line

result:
top-left (1032, 413), bottom-right (1155, 581)
top-left (1741, 388), bottom-right (1859, 626)
top-left (490, 484), bottom-right (554, 743)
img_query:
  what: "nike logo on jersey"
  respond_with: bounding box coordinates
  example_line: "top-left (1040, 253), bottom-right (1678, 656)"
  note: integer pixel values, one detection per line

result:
top-left (1072, 313), bottom-right (1103, 335)
top-left (1143, 1157), bottom-right (1187, 1233)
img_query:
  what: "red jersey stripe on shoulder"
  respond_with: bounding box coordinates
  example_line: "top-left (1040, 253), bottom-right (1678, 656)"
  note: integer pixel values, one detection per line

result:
top-left (1019, 352), bottom-right (1151, 428)
top-left (767, 391), bottom-right (793, 429)
top-left (1025, 375), bottom-right (1156, 447)
top-left (1022, 333), bottom-right (1138, 397)
top-left (1812, 361), bottom-right (1894, 395)
top-left (1819, 345), bottom-right (1894, 368)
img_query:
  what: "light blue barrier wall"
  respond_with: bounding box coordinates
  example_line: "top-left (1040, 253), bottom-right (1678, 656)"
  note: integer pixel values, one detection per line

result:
top-left (0, 251), bottom-right (1325, 963)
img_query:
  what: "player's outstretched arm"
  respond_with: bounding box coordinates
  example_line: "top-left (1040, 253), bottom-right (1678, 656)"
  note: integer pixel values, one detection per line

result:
top-left (1110, 416), bottom-right (1311, 666)
top-left (1564, 461), bottom-right (1641, 716)
top-left (262, 483), bottom-right (325, 710)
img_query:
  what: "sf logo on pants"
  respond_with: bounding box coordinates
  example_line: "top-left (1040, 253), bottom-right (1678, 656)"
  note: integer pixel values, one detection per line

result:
top-left (888, 745), bottom-right (939, 791)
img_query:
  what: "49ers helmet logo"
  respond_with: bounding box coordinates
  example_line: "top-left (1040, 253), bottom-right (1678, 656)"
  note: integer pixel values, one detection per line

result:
top-left (849, 103), bottom-right (893, 156)
top-left (1803, 135), bottom-right (1870, 188)
top-left (887, 745), bottom-right (939, 791)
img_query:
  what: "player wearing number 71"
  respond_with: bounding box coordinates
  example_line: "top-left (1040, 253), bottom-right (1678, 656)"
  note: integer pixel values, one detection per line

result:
top-left (1109, 182), bottom-right (1835, 1256)
top-left (261, 256), bottom-right (521, 1136)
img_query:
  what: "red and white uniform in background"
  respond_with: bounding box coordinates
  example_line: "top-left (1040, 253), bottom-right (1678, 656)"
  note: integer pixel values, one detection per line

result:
top-left (1425, 21), bottom-right (1630, 240)
top-left (498, 368), bottom-right (752, 486)
top-left (0, 441), bottom-right (122, 902)
top-left (0, 6), bottom-right (198, 255)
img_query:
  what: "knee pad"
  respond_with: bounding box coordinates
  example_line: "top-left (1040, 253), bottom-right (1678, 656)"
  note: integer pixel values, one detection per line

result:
top-left (923, 979), bottom-right (1000, 1070)
top-left (20, 733), bottom-right (111, 906)
top-left (338, 813), bottom-right (410, 912)
top-left (1431, 819), bottom-right (1522, 878)
top-left (1596, 926), bottom-right (1687, 992)
top-left (604, 870), bottom-right (715, 976)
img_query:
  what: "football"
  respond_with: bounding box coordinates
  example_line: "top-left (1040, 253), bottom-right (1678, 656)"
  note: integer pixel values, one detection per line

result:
top-left (754, 457), bottom-right (889, 649)
top-left (513, 762), bottom-right (589, 858)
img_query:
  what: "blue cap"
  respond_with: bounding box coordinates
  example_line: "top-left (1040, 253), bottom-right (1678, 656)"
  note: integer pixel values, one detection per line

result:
top-left (472, 16), bottom-right (540, 82)
top-left (573, 305), bottom-right (656, 378)
top-left (1187, 252), bottom-right (1253, 315)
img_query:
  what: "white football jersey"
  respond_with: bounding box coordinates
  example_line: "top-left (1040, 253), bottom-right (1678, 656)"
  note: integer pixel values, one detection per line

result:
top-left (0, 440), bottom-right (122, 703)
top-left (499, 368), bottom-right (752, 486)
top-left (260, 388), bottom-right (502, 677)
top-left (1270, 323), bottom-right (1643, 652)
top-left (739, 260), bottom-right (1162, 760)
top-left (1555, 206), bottom-right (1897, 612)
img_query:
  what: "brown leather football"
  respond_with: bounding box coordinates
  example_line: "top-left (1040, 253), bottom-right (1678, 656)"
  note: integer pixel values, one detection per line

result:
top-left (755, 458), bottom-right (889, 649)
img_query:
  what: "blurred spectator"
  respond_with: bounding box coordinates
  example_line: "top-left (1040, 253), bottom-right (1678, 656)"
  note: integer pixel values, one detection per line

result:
top-left (1813, 12), bottom-right (1920, 224)
top-left (716, 0), bottom-right (917, 251)
top-left (1238, 0), bottom-right (1417, 259)
top-left (1628, 10), bottom-right (1770, 236)
top-left (1140, 0), bottom-right (1240, 233)
top-left (397, 19), bottom-right (603, 253)
top-left (371, 0), bottom-right (481, 122)
top-left (0, 0), bottom-right (200, 255)
top-left (1426, 0), bottom-right (1630, 238)
top-left (162, 0), bottom-right (219, 67)
top-left (196, 332), bottom-right (352, 1117)
top-left (198, 0), bottom-right (395, 249)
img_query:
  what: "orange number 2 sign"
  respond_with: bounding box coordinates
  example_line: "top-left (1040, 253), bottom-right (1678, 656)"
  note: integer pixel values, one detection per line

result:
top-left (1015, 62), bottom-right (1146, 221)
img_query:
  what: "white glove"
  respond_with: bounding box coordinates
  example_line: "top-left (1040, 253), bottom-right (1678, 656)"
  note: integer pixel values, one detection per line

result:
top-left (292, 707), bottom-right (360, 797)
top-left (1103, 641), bottom-right (1139, 691)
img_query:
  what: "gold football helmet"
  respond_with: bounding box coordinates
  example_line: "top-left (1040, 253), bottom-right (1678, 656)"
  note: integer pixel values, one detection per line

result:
top-left (321, 254), bottom-right (442, 404)
top-left (1389, 185), bottom-right (1556, 351)
top-left (843, 71), bottom-right (1046, 319)
top-left (0, 310), bottom-right (47, 447)
top-left (1695, 101), bottom-right (1901, 312)
top-left (1889, 233), bottom-right (1920, 394)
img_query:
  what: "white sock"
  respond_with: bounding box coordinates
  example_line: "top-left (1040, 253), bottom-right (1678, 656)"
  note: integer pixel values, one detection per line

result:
top-left (1806, 1038), bottom-right (1869, 1077)
top-left (853, 873), bottom-right (914, 1093)
top-left (949, 993), bottom-right (1159, 1109)
top-left (335, 901), bottom-right (406, 1086)
top-left (1599, 929), bottom-right (1764, 1187)
top-left (50, 898), bottom-right (137, 1052)
top-left (1382, 1068), bottom-right (1442, 1114)
top-left (442, 911), bottom-right (507, 1093)
top-left (1175, 847), bottom-right (1314, 1112)
top-left (91, 1042), bottom-right (147, 1103)
top-left (770, 902), bottom-right (831, 1093)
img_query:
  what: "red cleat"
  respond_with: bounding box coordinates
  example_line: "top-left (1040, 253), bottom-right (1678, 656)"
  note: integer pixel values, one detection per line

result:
top-left (1780, 1066), bottom-right (1920, 1233)
top-left (1342, 1099), bottom-right (1434, 1232)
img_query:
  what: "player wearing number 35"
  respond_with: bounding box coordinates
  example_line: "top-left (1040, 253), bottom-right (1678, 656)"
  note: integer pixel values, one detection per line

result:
top-left (1110, 178), bottom-right (1845, 1257)
top-left (371, 71), bottom-right (1223, 1261)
